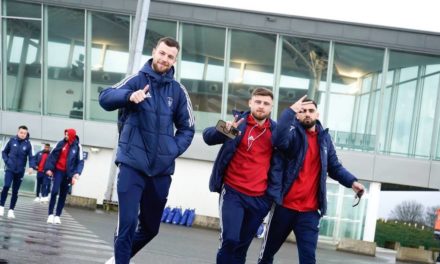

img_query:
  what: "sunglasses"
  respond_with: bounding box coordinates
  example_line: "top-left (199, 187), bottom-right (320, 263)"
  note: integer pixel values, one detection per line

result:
top-left (352, 190), bottom-right (365, 207)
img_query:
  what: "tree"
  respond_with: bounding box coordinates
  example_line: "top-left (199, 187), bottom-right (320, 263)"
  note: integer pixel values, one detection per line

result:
top-left (425, 205), bottom-right (440, 227)
top-left (390, 200), bottom-right (424, 224)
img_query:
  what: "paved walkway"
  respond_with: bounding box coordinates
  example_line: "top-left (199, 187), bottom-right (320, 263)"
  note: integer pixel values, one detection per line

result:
top-left (0, 196), bottom-right (419, 263)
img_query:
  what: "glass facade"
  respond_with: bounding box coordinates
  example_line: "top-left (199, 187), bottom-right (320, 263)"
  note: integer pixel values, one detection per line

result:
top-left (2, 1), bottom-right (440, 154)
top-left (1, 0), bottom-right (440, 242)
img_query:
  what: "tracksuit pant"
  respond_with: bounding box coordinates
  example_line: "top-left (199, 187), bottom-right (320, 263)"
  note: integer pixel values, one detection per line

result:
top-left (35, 171), bottom-right (45, 198)
top-left (114, 164), bottom-right (172, 264)
top-left (48, 170), bottom-right (70, 216)
top-left (0, 170), bottom-right (25, 210)
top-left (42, 174), bottom-right (52, 197)
top-left (258, 205), bottom-right (321, 264)
top-left (217, 184), bottom-right (271, 264)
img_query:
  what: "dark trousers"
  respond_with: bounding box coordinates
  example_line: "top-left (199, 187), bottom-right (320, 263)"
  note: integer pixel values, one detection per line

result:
top-left (114, 164), bottom-right (172, 264)
top-left (42, 174), bottom-right (52, 197)
top-left (258, 205), bottom-right (321, 264)
top-left (48, 170), bottom-right (70, 216)
top-left (217, 184), bottom-right (271, 264)
top-left (35, 172), bottom-right (45, 197)
top-left (0, 170), bottom-right (25, 210)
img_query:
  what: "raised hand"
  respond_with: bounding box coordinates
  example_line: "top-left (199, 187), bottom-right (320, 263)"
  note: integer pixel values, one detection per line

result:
top-left (129, 85), bottom-right (149, 104)
top-left (225, 115), bottom-right (245, 134)
top-left (289, 95), bottom-right (309, 113)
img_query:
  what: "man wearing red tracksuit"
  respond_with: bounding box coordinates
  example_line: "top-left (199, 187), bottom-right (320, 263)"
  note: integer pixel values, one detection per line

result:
top-left (203, 88), bottom-right (282, 264)
top-left (44, 129), bottom-right (84, 225)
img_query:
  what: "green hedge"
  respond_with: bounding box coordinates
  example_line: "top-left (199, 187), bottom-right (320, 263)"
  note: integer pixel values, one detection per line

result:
top-left (375, 220), bottom-right (439, 249)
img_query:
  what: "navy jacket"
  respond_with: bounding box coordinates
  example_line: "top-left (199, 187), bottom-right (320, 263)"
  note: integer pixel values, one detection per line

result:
top-left (203, 111), bottom-right (282, 203)
top-left (274, 108), bottom-right (358, 216)
top-left (44, 136), bottom-right (84, 178)
top-left (99, 59), bottom-right (195, 177)
top-left (2, 134), bottom-right (35, 174)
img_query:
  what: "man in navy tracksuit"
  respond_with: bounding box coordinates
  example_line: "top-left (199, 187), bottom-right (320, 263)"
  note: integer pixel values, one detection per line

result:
top-left (99, 37), bottom-right (195, 264)
top-left (33, 143), bottom-right (51, 202)
top-left (203, 88), bottom-right (281, 264)
top-left (1, 125), bottom-right (35, 219)
top-left (44, 129), bottom-right (84, 225)
top-left (258, 97), bottom-right (365, 264)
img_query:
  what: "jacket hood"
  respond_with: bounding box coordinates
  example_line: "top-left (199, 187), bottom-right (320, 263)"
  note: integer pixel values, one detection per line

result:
top-left (64, 129), bottom-right (77, 145)
top-left (140, 59), bottom-right (175, 83)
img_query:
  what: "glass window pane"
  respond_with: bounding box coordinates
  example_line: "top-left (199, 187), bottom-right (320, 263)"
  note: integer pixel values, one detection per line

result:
top-left (142, 19), bottom-right (177, 62)
top-left (381, 51), bottom-right (440, 157)
top-left (88, 12), bottom-right (130, 121)
top-left (278, 36), bottom-right (329, 118)
top-left (46, 6), bottom-right (85, 119)
top-left (4, 18), bottom-right (41, 114)
top-left (415, 74), bottom-right (439, 157)
top-left (227, 30), bottom-right (276, 117)
top-left (181, 23), bottom-right (225, 131)
top-left (319, 218), bottom-right (335, 237)
top-left (3, 0), bottom-right (41, 18)
top-left (329, 44), bottom-right (384, 152)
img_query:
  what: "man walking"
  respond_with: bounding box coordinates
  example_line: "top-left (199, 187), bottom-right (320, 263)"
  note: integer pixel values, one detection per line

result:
top-left (1, 125), bottom-right (35, 219)
top-left (203, 87), bottom-right (281, 264)
top-left (258, 96), bottom-right (365, 264)
top-left (33, 143), bottom-right (51, 202)
top-left (99, 37), bottom-right (195, 264)
top-left (44, 129), bottom-right (84, 225)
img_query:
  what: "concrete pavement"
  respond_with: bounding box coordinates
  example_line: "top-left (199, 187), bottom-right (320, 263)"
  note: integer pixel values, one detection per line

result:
top-left (0, 196), bottom-right (417, 263)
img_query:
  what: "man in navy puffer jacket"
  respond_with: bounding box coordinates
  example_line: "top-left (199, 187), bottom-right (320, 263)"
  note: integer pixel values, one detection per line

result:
top-left (1, 125), bottom-right (35, 219)
top-left (99, 37), bottom-right (195, 264)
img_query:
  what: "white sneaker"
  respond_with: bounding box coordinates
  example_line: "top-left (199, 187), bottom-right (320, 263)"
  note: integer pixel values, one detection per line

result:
top-left (33, 197), bottom-right (41, 202)
top-left (0, 206), bottom-right (4, 217)
top-left (54, 216), bottom-right (61, 225)
top-left (105, 256), bottom-right (115, 264)
top-left (40, 197), bottom-right (48, 203)
top-left (47, 214), bottom-right (54, 224)
top-left (7, 209), bottom-right (15, 219)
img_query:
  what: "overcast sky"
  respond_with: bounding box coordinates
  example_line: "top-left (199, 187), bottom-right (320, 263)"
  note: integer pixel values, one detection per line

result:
top-left (171, 0), bottom-right (440, 33)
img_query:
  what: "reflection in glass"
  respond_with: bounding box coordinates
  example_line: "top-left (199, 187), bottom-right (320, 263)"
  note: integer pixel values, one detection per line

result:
top-left (278, 36), bottom-right (329, 118)
top-left (181, 24), bottom-right (225, 131)
top-left (227, 30), bottom-right (276, 116)
top-left (3, 0), bottom-right (41, 18)
top-left (4, 18), bottom-right (41, 114)
top-left (328, 44), bottom-right (384, 152)
top-left (88, 12), bottom-right (130, 121)
top-left (142, 19), bottom-right (177, 62)
top-left (46, 6), bottom-right (85, 119)
top-left (380, 51), bottom-right (440, 158)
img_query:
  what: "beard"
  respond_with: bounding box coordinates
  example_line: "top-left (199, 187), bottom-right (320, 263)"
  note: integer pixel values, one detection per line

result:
top-left (251, 111), bottom-right (269, 122)
top-left (152, 60), bottom-right (170, 74)
top-left (300, 119), bottom-right (316, 129)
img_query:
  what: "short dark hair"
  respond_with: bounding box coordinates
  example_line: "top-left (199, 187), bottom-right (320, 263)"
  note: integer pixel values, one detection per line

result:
top-left (18, 125), bottom-right (28, 130)
top-left (303, 98), bottom-right (317, 108)
top-left (157, 37), bottom-right (180, 51)
top-left (44, 143), bottom-right (50, 147)
top-left (251, 87), bottom-right (273, 100)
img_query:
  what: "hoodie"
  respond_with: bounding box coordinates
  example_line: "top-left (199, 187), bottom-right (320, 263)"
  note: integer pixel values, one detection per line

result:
top-left (56, 129), bottom-right (77, 171)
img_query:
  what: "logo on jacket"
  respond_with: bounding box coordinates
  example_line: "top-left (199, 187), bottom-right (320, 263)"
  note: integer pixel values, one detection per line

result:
top-left (146, 91), bottom-right (152, 98)
top-left (23, 146), bottom-right (27, 151)
top-left (13, 144), bottom-right (17, 147)
top-left (72, 150), bottom-right (76, 154)
top-left (167, 97), bottom-right (173, 108)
